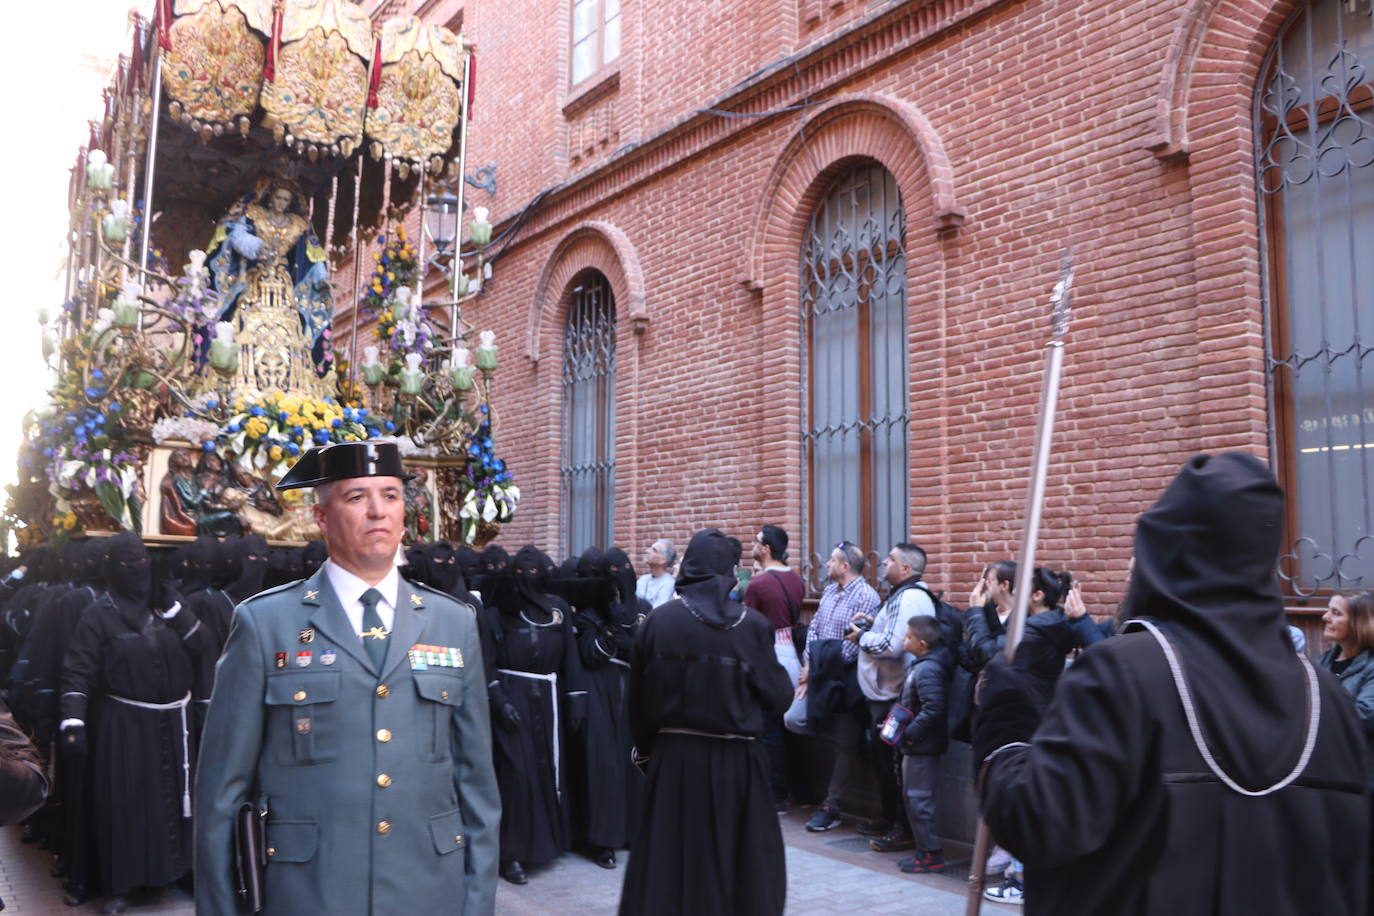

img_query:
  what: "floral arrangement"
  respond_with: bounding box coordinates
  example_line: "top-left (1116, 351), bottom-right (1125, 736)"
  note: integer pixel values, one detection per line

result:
top-left (362, 227), bottom-right (418, 340)
top-left (18, 402), bottom-right (141, 536)
top-left (455, 412), bottom-right (520, 543)
top-left (217, 391), bottom-right (393, 477)
top-left (151, 415), bottom-right (223, 445)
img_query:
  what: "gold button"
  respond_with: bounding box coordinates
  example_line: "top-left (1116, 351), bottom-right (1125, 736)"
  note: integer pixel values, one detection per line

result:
top-left (377, 820), bottom-right (391, 835)
top-left (455, 835), bottom-right (463, 845)
top-left (376, 684), bottom-right (389, 698)
top-left (266, 847), bottom-right (276, 857)
top-left (441, 690), bottom-right (449, 700)
top-left (293, 690), bottom-right (307, 702)
top-left (377, 773), bottom-right (392, 788)
top-left (376, 728), bottom-right (392, 743)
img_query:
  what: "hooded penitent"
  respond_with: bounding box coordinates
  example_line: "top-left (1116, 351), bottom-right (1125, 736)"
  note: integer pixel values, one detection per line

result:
top-left (426, 542), bottom-right (463, 595)
top-left (1121, 451), bottom-right (1309, 792)
top-left (302, 540), bottom-right (328, 578)
top-left (509, 545), bottom-right (559, 623)
top-left (226, 534), bottom-right (269, 603)
top-left (674, 529), bottom-right (743, 629)
top-left (103, 532), bottom-right (152, 612)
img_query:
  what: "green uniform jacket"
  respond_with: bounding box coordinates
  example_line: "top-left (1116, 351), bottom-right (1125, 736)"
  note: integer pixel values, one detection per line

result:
top-left (194, 568), bottom-right (500, 915)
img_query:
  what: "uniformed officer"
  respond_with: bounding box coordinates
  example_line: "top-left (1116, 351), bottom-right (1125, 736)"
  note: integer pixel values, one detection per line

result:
top-left (194, 441), bottom-right (500, 915)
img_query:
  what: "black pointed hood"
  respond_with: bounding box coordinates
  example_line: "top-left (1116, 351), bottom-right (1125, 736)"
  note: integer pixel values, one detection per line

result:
top-left (1121, 452), bottom-right (1308, 791)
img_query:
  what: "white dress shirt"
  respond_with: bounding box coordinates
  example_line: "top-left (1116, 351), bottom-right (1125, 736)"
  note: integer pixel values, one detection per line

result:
top-left (324, 559), bottom-right (399, 637)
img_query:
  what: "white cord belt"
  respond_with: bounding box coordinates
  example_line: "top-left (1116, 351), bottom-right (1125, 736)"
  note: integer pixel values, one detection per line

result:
top-left (107, 691), bottom-right (193, 817)
top-left (497, 669), bottom-right (561, 798)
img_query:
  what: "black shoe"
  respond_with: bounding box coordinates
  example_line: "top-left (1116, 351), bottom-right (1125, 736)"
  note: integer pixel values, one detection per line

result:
top-left (594, 848), bottom-right (616, 869)
top-left (99, 897), bottom-right (127, 916)
top-left (501, 860), bottom-right (528, 885)
top-left (856, 820), bottom-right (891, 837)
top-left (805, 804), bottom-right (842, 832)
top-left (868, 828), bottom-right (915, 852)
top-left (63, 886), bottom-right (89, 907)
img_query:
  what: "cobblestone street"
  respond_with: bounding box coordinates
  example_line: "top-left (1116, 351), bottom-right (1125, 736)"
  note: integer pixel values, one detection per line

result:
top-left (0, 808), bottom-right (997, 914)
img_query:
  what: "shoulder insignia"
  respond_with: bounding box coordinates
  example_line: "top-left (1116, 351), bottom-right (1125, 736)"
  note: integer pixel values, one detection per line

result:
top-left (410, 593), bottom-right (423, 606)
top-left (304, 589), bottom-right (319, 601)
top-left (242, 578), bottom-right (307, 605)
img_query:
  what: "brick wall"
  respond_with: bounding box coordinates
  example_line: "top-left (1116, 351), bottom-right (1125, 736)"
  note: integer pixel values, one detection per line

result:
top-left (351, 0), bottom-right (1304, 616)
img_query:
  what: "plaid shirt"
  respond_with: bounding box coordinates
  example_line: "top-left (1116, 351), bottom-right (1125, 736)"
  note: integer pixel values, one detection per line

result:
top-left (804, 577), bottom-right (880, 667)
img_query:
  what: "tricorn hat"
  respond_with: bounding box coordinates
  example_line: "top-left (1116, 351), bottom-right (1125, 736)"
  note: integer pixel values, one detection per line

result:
top-left (274, 440), bottom-right (415, 491)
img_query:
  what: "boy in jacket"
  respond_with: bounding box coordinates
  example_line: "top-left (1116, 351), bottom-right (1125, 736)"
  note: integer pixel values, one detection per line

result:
top-left (894, 615), bottom-right (949, 873)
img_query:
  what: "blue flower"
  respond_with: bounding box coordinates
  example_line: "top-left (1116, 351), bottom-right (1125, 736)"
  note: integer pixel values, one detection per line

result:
top-left (492, 459), bottom-right (505, 472)
top-left (75, 428), bottom-right (87, 442)
top-left (206, 398), bottom-right (218, 410)
top-left (91, 369), bottom-right (104, 380)
top-left (202, 440), bottom-right (215, 452)
top-left (292, 426), bottom-right (303, 437)
top-left (65, 416), bottom-right (76, 425)
top-left (384, 421), bottom-right (395, 432)
top-left (287, 443), bottom-right (300, 456)
top-left (251, 406), bottom-right (265, 417)
top-left (109, 402), bottom-right (121, 414)
top-left (479, 405), bottom-right (489, 415)
top-left (227, 420), bottom-right (241, 433)
top-left (84, 387), bottom-right (100, 398)
top-left (366, 427), bottom-right (379, 438)
top-left (468, 445), bottom-right (480, 457)
top-left (314, 429), bottom-right (330, 444)
top-left (42, 447), bottom-right (53, 458)
top-left (278, 411), bottom-right (289, 423)
top-left (331, 418), bottom-right (342, 428)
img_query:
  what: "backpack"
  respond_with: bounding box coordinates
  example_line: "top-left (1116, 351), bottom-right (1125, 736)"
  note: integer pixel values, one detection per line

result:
top-left (912, 582), bottom-right (974, 742)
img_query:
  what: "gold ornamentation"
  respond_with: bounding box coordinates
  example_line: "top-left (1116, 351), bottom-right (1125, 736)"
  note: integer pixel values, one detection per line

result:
top-left (165, 1), bottom-right (266, 126)
top-left (261, 27), bottom-right (368, 148)
top-left (410, 593), bottom-right (422, 606)
top-left (364, 626), bottom-right (388, 640)
top-left (305, 590), bottom-right (319, 601)
top-left (365, 43), bottom-right (463, 164)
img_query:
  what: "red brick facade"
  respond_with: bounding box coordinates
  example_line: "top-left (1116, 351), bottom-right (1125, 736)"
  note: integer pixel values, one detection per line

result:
top-left (352, 0), bottom-right (1311, 613)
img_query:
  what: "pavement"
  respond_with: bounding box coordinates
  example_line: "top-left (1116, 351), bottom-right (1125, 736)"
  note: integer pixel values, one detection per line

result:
top-left (0, 807), bottom-right (1004, 914)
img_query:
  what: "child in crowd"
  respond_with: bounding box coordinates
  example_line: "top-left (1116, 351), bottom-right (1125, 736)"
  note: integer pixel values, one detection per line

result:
top-left (894, 615), bottom-right (950, 873)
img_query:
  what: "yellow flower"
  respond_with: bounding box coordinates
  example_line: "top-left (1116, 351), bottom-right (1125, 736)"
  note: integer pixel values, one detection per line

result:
top-left (269, 445), bottom-right (283, 462)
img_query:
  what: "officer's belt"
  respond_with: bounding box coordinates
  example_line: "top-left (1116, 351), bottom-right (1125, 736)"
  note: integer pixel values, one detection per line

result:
top-left (497, 669), bottom-right (561, 798)
top-left (107, 690), bottom-right (192, 818)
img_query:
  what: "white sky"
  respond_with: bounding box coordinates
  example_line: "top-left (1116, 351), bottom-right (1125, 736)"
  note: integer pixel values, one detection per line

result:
top-left (0, 3), bottom-right (150, 497)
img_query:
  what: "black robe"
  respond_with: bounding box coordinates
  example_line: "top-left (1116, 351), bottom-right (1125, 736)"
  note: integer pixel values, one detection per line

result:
top-left (619, 598), bottom-right (793, 916)
top-left (570, 607), bottom-right (643, 849)
top-left (60, 594), bottom-right (212, 895)
top-left (481, 598), bottom-right (582, 865)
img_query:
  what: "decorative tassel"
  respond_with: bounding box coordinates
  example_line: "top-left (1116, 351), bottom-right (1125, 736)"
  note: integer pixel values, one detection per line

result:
top-left (466, 51), bottom-right (476, 121)
top-left (366, 30), bottom-right (382, 109)
top-left (157, 0), bottom-right (173, 52)
top-left (264, 0), bottom-right (284, 82)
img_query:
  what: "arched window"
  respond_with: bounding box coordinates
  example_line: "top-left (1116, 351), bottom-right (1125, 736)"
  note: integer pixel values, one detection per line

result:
top-left (560, 269), bottom-right (617, 556)
top-left (1258, 0), bottom-right (1374, 594)
top-left (801, 162), bottom-right (909, 587)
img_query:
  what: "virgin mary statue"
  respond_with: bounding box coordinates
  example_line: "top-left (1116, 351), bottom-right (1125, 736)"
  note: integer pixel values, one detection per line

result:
top-left (206, 179), bottom-right (334, 400)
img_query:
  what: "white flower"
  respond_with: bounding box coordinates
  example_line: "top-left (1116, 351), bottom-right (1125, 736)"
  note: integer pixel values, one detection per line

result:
top-left (363, 345), bottom-right (380, 367)
top-left (477, 330), bottom-right (496, 350)
top-left (92, 308), bottom-right (115, 334)
top-left (453, 346), bottom-right (472, 368)
top-left (404, 352), bottom-right (423, 372)
top-left (87, 150), bottom-right (108, 168)
top-left (214, 321), bottom-right (235, 344)
top-left (473, 206), bottom-right (489, 223)
top-left (108, 199), bottom-right (130, 220)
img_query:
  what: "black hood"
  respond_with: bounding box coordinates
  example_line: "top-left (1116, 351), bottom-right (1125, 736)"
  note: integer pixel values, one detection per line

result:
top-left (227, 534), bottom-right (269, 602)
top-left (426, 542), bottom-right (463, 594)
top-left (302, 540), bottom-right (328, 577)
top-left (103, 532), bottom-right (152, 608)
top-left (675, 529), bottom-right (741, 628)
top-left (510, 545), bottom-right (559, 621)
top-left (1121, 452), bottom-right (1307, 791)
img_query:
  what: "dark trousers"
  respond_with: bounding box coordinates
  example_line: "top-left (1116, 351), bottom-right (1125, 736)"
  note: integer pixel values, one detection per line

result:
top-left (865, 700), bottom-right (902, 828)
top-left (901, 753), bottom-right (941, 851)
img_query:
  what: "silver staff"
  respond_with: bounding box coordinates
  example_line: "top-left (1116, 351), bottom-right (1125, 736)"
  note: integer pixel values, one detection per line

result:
top-left (966, 252), bottom-right (1074, 915)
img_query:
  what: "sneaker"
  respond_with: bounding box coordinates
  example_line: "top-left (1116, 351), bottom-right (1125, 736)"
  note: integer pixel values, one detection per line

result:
top-left (899, 850), bottom-right (946, 873)
top-left (983, 877), bottom-right (1025, 906)
top-left (775, 799), bottom-right (789, 815)
top-left (868, 827), bottom-right (915, 852)
top-left (805, 804), bottom-right (842, 832)
top-left (985, 845), bottom-right (1013, 875)
top-left (855, 819), bottom-right (891, 837)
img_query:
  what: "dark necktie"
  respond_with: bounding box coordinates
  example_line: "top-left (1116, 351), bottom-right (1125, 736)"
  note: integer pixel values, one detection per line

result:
top-left (360, 588), bottom-right (387, 669)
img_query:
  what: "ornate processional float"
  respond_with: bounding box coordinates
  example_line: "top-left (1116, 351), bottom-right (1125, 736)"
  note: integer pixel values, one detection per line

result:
top-left (7, 0), bottom-right (517, 550)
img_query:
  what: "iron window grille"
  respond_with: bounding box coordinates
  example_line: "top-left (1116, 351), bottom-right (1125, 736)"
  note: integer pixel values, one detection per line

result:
top-left (560, 269), bottom-right (617, 557)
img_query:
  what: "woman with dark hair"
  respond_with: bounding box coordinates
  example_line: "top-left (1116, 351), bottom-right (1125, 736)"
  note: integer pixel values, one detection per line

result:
top-left (620, 529), bottom-right (794, 916)
top-left (1319, 589), bottom-right (1374, 900)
